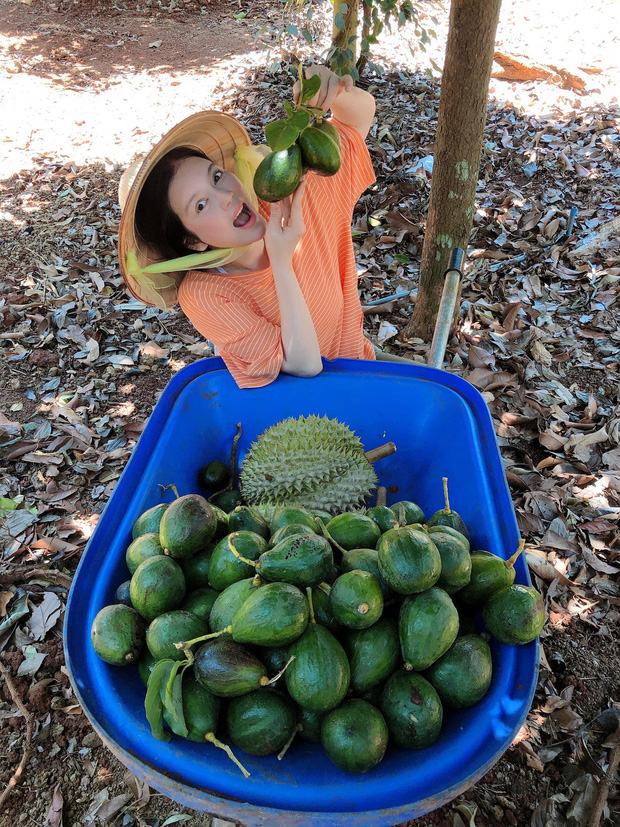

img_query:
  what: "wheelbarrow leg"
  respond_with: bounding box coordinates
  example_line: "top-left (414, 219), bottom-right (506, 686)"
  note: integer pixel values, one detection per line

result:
top-left (427, 248), bottom-right (464, 369)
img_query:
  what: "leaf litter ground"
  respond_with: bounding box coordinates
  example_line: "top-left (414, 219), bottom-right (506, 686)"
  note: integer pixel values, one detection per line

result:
top-left (0, 0), bottom-right (619, 824)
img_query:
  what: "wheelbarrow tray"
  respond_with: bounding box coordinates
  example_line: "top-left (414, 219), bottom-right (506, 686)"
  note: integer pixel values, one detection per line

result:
top-left (64, 357), bottom-right (538, 827)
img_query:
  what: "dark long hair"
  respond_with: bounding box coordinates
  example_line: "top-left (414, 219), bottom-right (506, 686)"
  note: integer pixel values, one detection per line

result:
top-left (135, 147), bottom-right (209, 260)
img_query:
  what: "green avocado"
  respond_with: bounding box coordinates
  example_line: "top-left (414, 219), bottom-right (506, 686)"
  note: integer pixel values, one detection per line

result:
top-left (231, 581), bottom-right (309, 646)
top-left (427, 526), bottom-right (471, 594)
top-left (226, 688), bottom-right (297, 756)
top-left (132, 503), bottom-right (169, 540)
top-left (285, 622), bottom-right (350, 712)
top-left (425, 634), bottom-right (492, 708)
top-left (197, 460), bottom-right (230, 492)
top-left (126, 532), bottom-right (164, 575)
top-left (227, 505), bottom-right (271, 540)
top-left (159, 494), bottom-right (217, 559)
top-left (253, 145), bottom-right (303, 202)
top-left (389, 500), bottom-right (425, 526)
top-left (399, 587), bottom-right (460, 671)
top-left (298, 707), bottom-right (326, 742)
top-left (380, 670), bottom-right (443, 749)
top-left (193, 637), bottom-right (269, 697)
top-left (256, 533), bottom-right (333, 587)
top-left (483, 584), bottom-right (545, 645)
top-left (365, 505), bottom-right (399, 534)
top-left (459, 550), bottom-right (517, 606)
top-left (344, 616), bottom-right (400, 693)
top-left (341, 548), bottom-right (392, 598)
top-left (321, 699), bottom-right (388, 774)
top-left (329, 569), bottom-right (384, 629)
top-left (208, 530), bottom-right (267, 591)
top-left (298, 124), bottom-right (342, 176)
top-left (130, 555), bottom-right (186, 622)
top-left (180, 546), bottom-right (215, 590)
top-left (146, 609), bottom-right (207, 661)
top-left (325, 512), bottom-right (381, 551)
top-left (377, 526), bottom-right (441, 594)
top-left (270, 505), bottom-right (321, 535)
top-left (91, 604), bottom-right (145, 666)
top-left (209, 577), bottom-right (260, 636)
top-left (181, 587), bottom-right (219, 625)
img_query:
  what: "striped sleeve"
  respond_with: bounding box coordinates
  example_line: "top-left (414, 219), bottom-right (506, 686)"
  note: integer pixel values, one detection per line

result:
top-left (330, 118), bottom-right (376, 210)
top-left (178, 279), bottom-right (283, 389)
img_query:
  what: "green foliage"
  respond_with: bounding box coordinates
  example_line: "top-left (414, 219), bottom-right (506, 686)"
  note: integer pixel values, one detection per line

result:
top-left (276, 0), bottom-right (438, 78)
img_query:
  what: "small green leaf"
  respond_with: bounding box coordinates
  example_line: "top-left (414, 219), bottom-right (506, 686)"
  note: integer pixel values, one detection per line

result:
top-left (145, 660), bottom-right (174, 742)
top-left (301, 28), bottom-right (313, 44)
top-left (163, 668), bottom-right (188, 738)
top-left (285, 24), bottom-right (298, 35)
top-left (393, 254), bottom-right (410, 263)
top-left (265, 119), bottom-right (301, 152)
top-left (283, 100), bottom-right (295, 117)
top-left (334, 12), bottom-right (345, 30)
top-left (0, 498), bottom-right (18, 511)
top-left (339, 3), bottom-right (348, 11)
top-left (290, 110), bottom-right (310, 131)
top-left (233, 11), bottom-right (246, 19)
top-left (300, 74), bottom-right (321, 102)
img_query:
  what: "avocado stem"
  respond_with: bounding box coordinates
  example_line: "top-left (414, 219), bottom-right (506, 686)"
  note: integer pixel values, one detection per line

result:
top-left (158, 483), bottom-right (180, 500)
top-left (306, 587), bottom-right (316, 624)
top-left (442, 477), bottom-right (451, 513)
top-left (227, 538), bottom-right (256, 568)
top-left (277, 723), bottom-right (302, 761)
top-left (252, 574), bottom-right (263, 588)
top-left (205, 732), bottom-right (250, 778)
top-left (175, 627), bottom-right (232, 660)
top-left (358, 602), bottom-right (370, 616)
top-left (505, 539), bottom-right (525, 569)
top-left (320, 523), bottom-right (347, 555)
top-left (267, 655), bottom-right (296, 686)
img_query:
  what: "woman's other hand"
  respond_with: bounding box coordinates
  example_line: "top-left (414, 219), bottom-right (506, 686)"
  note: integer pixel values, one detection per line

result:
top-left (264, 179), bottom-right (307, 264)
top-left (293, 65), bottom-right (354, 114)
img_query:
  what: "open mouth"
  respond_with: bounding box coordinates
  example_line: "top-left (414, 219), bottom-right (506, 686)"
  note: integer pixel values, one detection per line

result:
top-left (233, 202), bottom-right (254, 228)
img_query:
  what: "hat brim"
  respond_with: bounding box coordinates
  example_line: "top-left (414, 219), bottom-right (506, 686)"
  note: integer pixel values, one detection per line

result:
top-left (118, 111), bottom-right (251, 309)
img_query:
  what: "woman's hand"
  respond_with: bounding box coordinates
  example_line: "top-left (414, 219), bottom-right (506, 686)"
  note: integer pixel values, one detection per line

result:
top-left (264, 179), bottom-right (307, 264)
top-left (293, 65), bottom-right (354, 113)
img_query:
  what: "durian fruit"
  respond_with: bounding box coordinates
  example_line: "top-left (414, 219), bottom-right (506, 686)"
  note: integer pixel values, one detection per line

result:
top-left (239, 415), bottom-right (378, 515)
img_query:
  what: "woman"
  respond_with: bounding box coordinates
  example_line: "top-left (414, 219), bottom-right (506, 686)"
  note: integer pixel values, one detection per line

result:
top-left (118, 64), bottom-right (377, 389)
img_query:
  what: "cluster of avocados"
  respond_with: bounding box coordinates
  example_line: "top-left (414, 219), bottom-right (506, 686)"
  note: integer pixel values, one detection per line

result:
top-left (252, 68), bottom-right (342, 203)
top-left (90, 472), bottom-right (545, 777)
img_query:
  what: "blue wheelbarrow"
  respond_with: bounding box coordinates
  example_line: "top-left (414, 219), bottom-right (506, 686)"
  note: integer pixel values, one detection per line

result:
top-left (64, 252), bottom-right (538, 826)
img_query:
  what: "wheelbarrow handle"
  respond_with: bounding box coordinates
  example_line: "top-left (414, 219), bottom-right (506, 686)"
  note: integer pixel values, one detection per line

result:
top-left (427, 248), bottom-right (464, 369)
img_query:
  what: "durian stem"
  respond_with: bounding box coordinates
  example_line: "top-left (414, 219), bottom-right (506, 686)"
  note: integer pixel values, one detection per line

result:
top-left (306, 587), bottom-right (316, 624)
top-left (505, 539), bottom-right (525, 569)
top-left (228, 538), bottom-right (257, 568)
top-left (205, 732), bottom-right (250, 778)
top-left (174, 627), bottom-right (232, 660)
top-left (158, 483), bottom-right (180, 500)
top-left (376, 486), bottom-right (387, 507)
top-left (442, 477), bottom-right (451, 513)
top-left (364, 442), bottom-right (397, 464)
top-left (267, 655), bottom-right (296, 685)
top-left (277, 724), bottom-right (302, 761)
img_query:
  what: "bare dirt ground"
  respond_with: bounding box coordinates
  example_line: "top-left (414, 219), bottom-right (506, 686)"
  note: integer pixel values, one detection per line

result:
top-left (0, 0), bottom-right (619, 825)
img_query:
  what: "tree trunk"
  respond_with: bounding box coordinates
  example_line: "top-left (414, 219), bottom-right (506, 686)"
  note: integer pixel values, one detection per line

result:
top-left (331, 0), bottom-right (359, 75)
top-left (400, 0), bottom-right (502, 344)
top-left (356, 1), bottom-right (372, 74)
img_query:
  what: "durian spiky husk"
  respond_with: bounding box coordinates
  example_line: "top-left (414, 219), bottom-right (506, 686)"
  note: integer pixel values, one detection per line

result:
top-left (239, 415), bottom-right (378, 515)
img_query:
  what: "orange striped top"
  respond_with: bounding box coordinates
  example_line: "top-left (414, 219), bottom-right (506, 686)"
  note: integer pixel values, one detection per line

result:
top-left (178, 119), bottom-right (376, 389)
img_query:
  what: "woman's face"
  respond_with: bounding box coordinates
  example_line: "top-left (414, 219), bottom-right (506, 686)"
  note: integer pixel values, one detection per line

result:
top-left (168, 155), bottom-right (267, 250)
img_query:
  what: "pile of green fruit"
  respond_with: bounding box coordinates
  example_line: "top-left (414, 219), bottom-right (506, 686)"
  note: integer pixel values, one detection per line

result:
top-left (91, 477), bottom-right (545, 776)
top-left (253, 67), bottom-right (342, 203)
